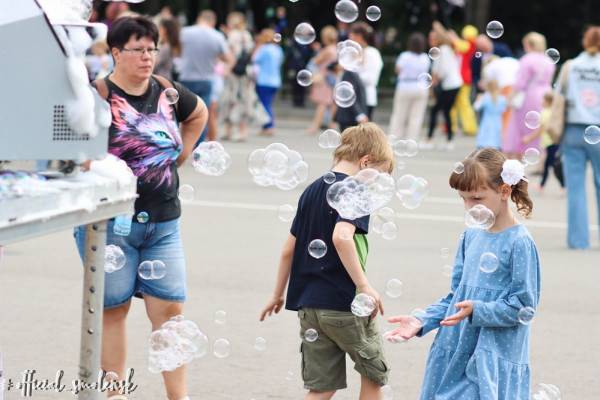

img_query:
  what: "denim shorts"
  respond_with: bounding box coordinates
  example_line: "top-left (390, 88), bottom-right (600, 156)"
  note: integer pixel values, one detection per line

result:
top-left (74, 218), bottom-right (187, 309)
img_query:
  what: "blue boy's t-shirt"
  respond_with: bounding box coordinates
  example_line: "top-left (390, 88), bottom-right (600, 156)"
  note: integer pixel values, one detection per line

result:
top-left (286, 172), bottom-right (370, 312)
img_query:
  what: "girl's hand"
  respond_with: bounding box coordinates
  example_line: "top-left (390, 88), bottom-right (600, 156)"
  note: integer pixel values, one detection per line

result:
top-left (259, 296), bottom-right (284, 321)
top-left (440, 301), bottom-right (474, 326)
top-left (386, 315), bottom-right (422, 340)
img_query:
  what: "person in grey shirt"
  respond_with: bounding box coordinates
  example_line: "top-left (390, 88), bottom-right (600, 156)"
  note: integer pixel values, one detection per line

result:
top-left (179, 10), bottom-right (233, 143)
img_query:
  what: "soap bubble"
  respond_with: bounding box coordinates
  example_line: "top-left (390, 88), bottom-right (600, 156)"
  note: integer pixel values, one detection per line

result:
top-left (486, 20), bottom-right (504, 39)
top-left (163, 88), bottom-right (179, 104)
top-left (308, 239), bottom-right (327, 259)
top-left (517, 306), bottom-right (536, 325)
top-left (327, 169), bottom-right (395, 219)
top-left (254, 337), bottom-right (267, 352)
top-left (318, 129), bottom-right (342, 148)
top-left (214, 310), bottom-right (227, 325)
top-left (248, 143), bottom-right (309, 190)
top-left (453, 161), bottom-right (465, 174)
top-left (138, 260), bottom-right (167, 280)
top-left (334, 0), bottom-right (359, 23)
top-left (372, 207), bottom-right (395, 234)
top-left (440, 247), bottom-right (450, 258)
top-left (385, 279), bottom-right (403, 298)
top-left (323, 171), bottom-right (337, 184)
top-left (296, 69), bottom-right (313, 87)
top-left (523, 148), bottom-right (541, 166)
top-left (465, 204), bottom-right (495, 230)
top-left (475, 51), bottom-right (482, 58)
top-left (178, 184), bottom-right (195, 202)
top-left (388, 136), bottom-right (418, 157)
top-left (479, 252), bottom-right (499, 273)
top-left (396, 174), bottom-right (429, 210)
top-left (273, 33), bottom-right (282, 43)
top-left (365, 5), bottom-right (381, 21)
top-left (192, 141), bottom-right (232, 176)
top-left (351, 293), bottom-right (376, 317)
top-left (417, 73), bottom-right (433, 89)
top-left (337, 40), bottom-right (363, 72)
top-left (277, 204), bottom-right (296, 222)
top-left (532, 383), bottom-right (561, 400)
top-left (213, 338), bottom-right (231, 358)
top-left (137, 211), bottom-right (149, 223)
top-left (333, 81), bottom-right (357, 108)
top-left (381, 221), bottom-right (398, 240)
top-left (294, 22), bottom-right (316, 45)
top-left (304, 328), bottom-right (319, 342)
top-left (524, 111), bottom-right (541, 129)
top-left (428, 47), bottom-right (441, 60)
top-left (545, 48), bottom-right (560, 64)
top-left (584, 125), bottom-right (600, 144)
top-left (104, 244), bottom-right (126, 273)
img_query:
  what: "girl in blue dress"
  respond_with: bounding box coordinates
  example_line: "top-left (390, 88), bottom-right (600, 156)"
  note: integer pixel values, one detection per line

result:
top-left (475, 80), bottom-right (507, 149)
top-left (387, 148), bottom-right (540, 400)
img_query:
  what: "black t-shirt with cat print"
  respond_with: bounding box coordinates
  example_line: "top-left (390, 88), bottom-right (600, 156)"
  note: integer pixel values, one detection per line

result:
top-left (103, 76), bottom-right (198, 222)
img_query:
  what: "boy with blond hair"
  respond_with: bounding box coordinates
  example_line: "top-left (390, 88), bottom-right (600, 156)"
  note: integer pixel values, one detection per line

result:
top-left (260, 123), bottom-right (394, 400)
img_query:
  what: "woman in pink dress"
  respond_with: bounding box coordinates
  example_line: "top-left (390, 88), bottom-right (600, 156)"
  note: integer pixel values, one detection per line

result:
top-left (504, 32), bottom-right (555, 158)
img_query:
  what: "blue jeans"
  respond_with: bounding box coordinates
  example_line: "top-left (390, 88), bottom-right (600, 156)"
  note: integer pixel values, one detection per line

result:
top-left (561, 123), bottom-right (600, 249)
top-left (256, 85), bottom-right (278, 130)
top-left (181, 80), bottom-right (212, 145)
top-left (74, 218), bottom-right (187, 308)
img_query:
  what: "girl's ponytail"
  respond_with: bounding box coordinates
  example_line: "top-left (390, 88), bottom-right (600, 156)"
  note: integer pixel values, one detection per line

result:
top-left (511, 179), bottom-right (533, 218)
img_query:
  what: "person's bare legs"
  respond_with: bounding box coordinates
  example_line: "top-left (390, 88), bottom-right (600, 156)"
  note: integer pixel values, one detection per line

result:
top-left (308, 104), bottom-right (326, 134)
top-left (304, 390), bottom-right (336, 400)
top-left (145, 295), bottom-right (186, 400)
top-left (207, 101), bottom-right (218, 141)
top-left (236, 121), bottom-right (248, 142)
top-left (359, 375), bottom-right (382, 400)
top-left (222, 122), bottom-right (232, 140)
top-left (102, 301), bottom-right (131, 398)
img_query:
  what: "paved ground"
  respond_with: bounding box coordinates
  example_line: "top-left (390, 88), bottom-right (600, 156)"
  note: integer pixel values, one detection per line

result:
top-left (1, 102), bottom-right (599, 399)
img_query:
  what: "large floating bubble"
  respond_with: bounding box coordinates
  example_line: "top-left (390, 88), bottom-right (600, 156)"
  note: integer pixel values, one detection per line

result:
top-left (479, 252), bottom-right (499, 273)
top-left (304, 328), bottom-right (319, 342)
top-left (247, 143), bottom-right (309, 190)
top-left (584, 125), bottom-right (600, 144)
top-left (486, 20), bottom-right (504, 39)
top-left (296, 69), bottom-right (313, 87)
top-left (105, 244), bottom-right (126, 273)
top-left (213, 338), bottom-right (231, 358)
top-left (333, 81), bottom-right (357, 108)
top-left (163, 88), bottom-right (179, 105)
top-left (334, 0), bottom-right (359, 23)
top-left (372, 207), bottom-right (395, 234)
top-left (388, 135), bottom-right (418, 157)
top-left (518, 306), bottom-right (536, 325)
top-left (417, 73), bottom-right (433, 89)
top-left (522, 147), bottom-right (541, 166)
top-left (308, 239), bottom-right (327, 259)
top-left (524, 111), bottom-right (541, 129)
top-left (428, 47), bottom-right (441, 60)
top-left (323, 171), bottom-right (337, 184)
top-left (294, 22), bottom-right (316, 45)
top-left (351, 293), bottom-right (376, 317)
top-left (192, 141), bottom-right (232, 176)
top-left (178, 184), bottom-right (195, 202)
top-left (395, 174), bottom-right (429, 210)
top-left (338, 40), bottom-right (363, 72)
top-left (465, 204), bottom-right (495, 230)
top-left (327, 169), bottom-right (395, 219)
top-left (138, 260), bottom-right (167, 280)
top-left (385, 279), bottom-right (403, 298)
top-left (365, 5), bottom-right (382, 21)
top-left (381, 221), bottom-right (398, 240)
top-left (545, 48), bottom-right (560, 64)
top-left (318, 129), bottom-right (342, 148)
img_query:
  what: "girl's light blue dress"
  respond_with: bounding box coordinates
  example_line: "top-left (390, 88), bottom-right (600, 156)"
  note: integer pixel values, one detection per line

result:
top-left (417, 224), bottom-right (540, 400)
top-left (476, 94), bottom-right (507, 149)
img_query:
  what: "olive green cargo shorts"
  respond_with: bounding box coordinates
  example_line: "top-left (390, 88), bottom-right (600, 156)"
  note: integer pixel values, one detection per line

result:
top-left (298, 308), bottom-right (389, 392)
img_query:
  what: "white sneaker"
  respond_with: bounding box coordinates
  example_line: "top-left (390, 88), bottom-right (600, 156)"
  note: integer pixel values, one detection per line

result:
top-left (445, 142), bottom-right (455, 151)
top-left (419, 141), bottom-right (435, 150)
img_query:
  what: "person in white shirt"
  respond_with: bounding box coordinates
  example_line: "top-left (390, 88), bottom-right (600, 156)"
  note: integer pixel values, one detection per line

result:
top-left (349, 22), bottom-right (383, 120)
top-left (389, 32), bottom-right (431, 140)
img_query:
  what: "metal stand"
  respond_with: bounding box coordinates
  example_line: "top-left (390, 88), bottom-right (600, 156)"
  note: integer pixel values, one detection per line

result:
top-left (78, 221), bottom-right (107, 400)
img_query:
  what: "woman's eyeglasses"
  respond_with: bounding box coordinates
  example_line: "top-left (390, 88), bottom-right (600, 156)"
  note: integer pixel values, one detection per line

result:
top-left (121, 47), bottom-right (160, 56)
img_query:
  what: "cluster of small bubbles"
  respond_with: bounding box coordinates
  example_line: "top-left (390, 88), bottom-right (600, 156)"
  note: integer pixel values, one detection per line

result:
top-left (296, 69), bottom-right (313, 87)
top-left (178, 184), bottom-right (195, 202)
top-left (524, 111), bottom-right (541, 129)
top-left (148, 316), bottom-right (208, 373)
top-left (137, 211), bottom-right (149, 223)
top-left (365, 5), bottom-right (382, 21)
top-left (383, 330), bottom-right (406, 344)
top-left (351, 293), bottom-right (376, 317)
top-left (382, 384), bottom-right (395, 400)
top-left (372, 207), bottom-right (395, 234)
top-left (323, 171), bottom-right (337, 184)
top-left (248, 143), bottom-right (309, 190)
top-left (385, 279), bottom-right (403, 298)
top-left (545, 48), bottom-right (560, 64)
top-left (388, 135), bottom-right (418, 157)
top-left (213, 338), bottom-right (231, 358)
top-left (440, 247), bottom-right (450, 258)
top-left (523, 147), bottom-right (541, 166)
top-left (417, 73), bottom-right (433, 89)
top-left (304, 328), bottom-right (319, 342)
top-left (104, 244), bottom-right (126, 273)
top-left (318, 129), bottom-right (342, 148)
top-left (254, 337), bottom-right (267, 352)
top-left (518, 306), bottom-right (536, 325)
top-left (442, 264), bottom-right (453, 277)
top-left (294, 22), bottom-right (316, 45)
top-left (465, 204), bottom-right (496, 230)
top-left (192, 141), bottom-right (232, 176)
top-left (163, 88), bottom-right (179, 105)
top-left (532, 383), bottom-right (561, 400)
top-left (334, 0), bottom-right (359, 23)
top-left (138, 260), bottom-right (167, 280)
top-left (273, 33), bottom-right (282, 43)
top-left (277, 204), bottom-right (296, 222)
top-left (479, 252), bottom-right (500, 273)
top-left (337, 40), bottom-right (363, 72)
top-left (327, 169), bottom-right (396, 219)
top-left (395, 174), bottom-right (429, 209)
top-left (308, 239), bottom-right (327, 259)
top-left (214, 310), bottom-right (227, 324)
top-left (453, 161), bottom-right (465, 174)
top-left (486, 20), bottom-right (504, 39)
top-left (584, 125), bottom-right (600, 144)
top-left (333, 81), bottom-right (357, 107)
top-left (428, 47), bottom-right (441, 60)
